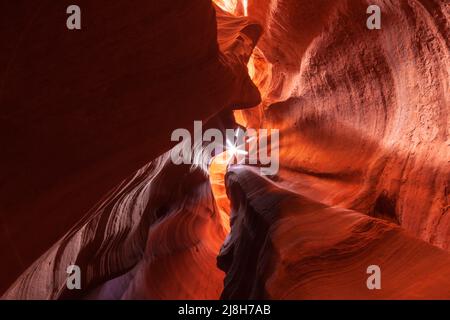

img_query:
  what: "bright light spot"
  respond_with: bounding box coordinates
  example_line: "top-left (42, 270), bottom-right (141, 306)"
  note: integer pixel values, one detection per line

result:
top-left (226, 139), bottom-right (248, 164)
top-left (214, 0), bottom-right (248, 16)
top-left (214, 0), bottom-right (238, 14)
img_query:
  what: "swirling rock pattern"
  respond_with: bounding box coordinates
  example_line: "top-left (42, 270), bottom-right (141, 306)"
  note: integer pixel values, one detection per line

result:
top-left (219, 166), bottom-right (450, 299)
top-left (220, 0), bottom-right (450, 299)
top-left (240, 0), bottom-right (449, 249)
top-left (1, 0), bottom-right (449, 299)
top-left (1, 2), bottom-right (260, 298)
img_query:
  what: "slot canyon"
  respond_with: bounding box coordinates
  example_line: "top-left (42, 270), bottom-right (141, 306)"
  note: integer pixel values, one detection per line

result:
top-left (0, 0), bottom-right (449, 300)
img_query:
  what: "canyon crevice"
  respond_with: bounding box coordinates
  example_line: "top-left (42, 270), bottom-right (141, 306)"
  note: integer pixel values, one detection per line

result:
top-left (0, 0), bottom-right (449, 299)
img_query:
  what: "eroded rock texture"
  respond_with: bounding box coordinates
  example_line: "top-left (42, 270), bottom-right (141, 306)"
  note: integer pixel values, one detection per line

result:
top-left (0, 1), bottom-right (259, 298)
top-left (1, 0), bottom-right (449, 300)
top-left (219, 167), bottom-right (450, 299)
top-left (239, 0), bottom-right (449, 249)
top-left (222, 0), bottom-right (450, 299)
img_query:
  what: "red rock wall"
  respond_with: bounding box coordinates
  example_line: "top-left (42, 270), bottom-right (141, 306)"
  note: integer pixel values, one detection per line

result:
top-left (240, 0), bottom-right (449, 249)
top-left (219, 167), bottom-right (450, 299)
top-left (216, 0), bottom-right (450, 299)
top-left (0, 0), bottom-right (259, 295)
top-left (1, 0), bottom-right (449, 300)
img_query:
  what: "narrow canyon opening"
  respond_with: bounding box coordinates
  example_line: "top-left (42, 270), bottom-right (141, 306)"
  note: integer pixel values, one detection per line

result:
top-left (0, 0), bottom-right (449, 300)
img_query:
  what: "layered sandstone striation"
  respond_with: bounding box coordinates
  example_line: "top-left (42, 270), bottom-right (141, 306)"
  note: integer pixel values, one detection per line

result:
top-left (220, 0), bottom-right (450, 299)
top-left (1, 2), bottom-right (260, 298)
top-left (219, 167), bottom-right (450, 299)
top-left (240, 0), bottom-right (449, 249)
top-left (1, 0), bottom-right (449, 299)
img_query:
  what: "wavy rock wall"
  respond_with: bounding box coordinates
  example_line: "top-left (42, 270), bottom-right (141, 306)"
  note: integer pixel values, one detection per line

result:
top-left (1, 2), bottom-right (259, 298)
top-left (218, 0), bottom-right (450, 299)
top-left (1, 0), bottom-right (449, 299)
top-left (219, 167), bottom-right (450, 299)
top-left (239, 0), bottom-right (449, 249)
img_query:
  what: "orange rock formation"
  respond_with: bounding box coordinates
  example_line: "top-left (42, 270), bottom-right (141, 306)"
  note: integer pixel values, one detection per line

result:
top-left (1, 0), bottom-right (449, 299)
